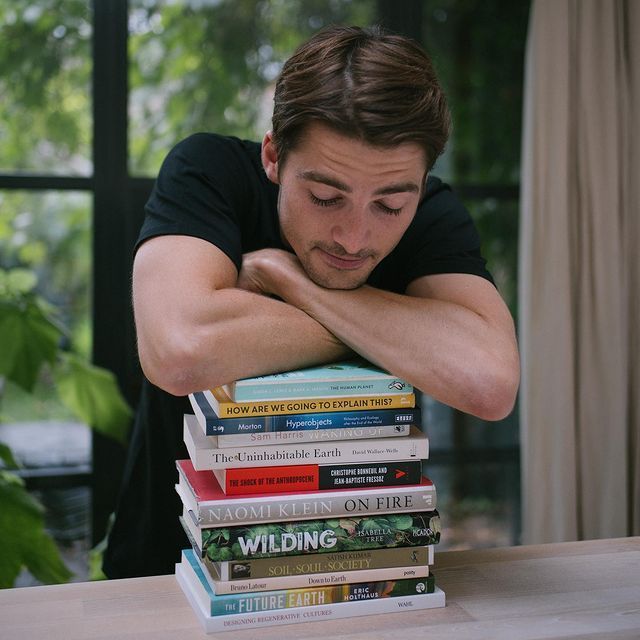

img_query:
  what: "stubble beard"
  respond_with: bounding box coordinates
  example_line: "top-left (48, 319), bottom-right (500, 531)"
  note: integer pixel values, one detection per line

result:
top-left (298, 246), bottom-right (374, 290)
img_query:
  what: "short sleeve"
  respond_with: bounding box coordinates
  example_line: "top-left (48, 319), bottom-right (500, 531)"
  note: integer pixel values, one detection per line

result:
top-left (136, 133), bottom-right (255, 271)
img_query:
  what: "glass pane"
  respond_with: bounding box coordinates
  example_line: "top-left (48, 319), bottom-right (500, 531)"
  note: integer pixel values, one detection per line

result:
top-left (422, 0), bottom-right (530, 185)
top-left (427, 458), bottom-right (520, 549)
top-left (467, 198), bottom-right (519, 318)
top-left (0, 190), bottom-right (93, 585)
top-left (422, 394), bottom-right (521, 550)
top-left (0, 2), bottom-right (92, 175)
top-left (0, 190), bottom-right (92, 353)
top-left (129, 0), bottom-right (376, 176)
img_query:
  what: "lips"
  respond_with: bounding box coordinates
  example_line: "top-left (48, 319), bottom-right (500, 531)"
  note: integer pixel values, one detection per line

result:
top-left (317, 248), bottom-right (370, 270)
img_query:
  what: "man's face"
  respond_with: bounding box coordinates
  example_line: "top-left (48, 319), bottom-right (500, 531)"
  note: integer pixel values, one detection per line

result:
top-left (262, 123), bottom-right (426, 290)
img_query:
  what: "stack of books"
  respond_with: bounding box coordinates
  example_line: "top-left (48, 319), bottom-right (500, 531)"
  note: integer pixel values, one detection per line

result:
top-left (174, 359), bottom-right (445, 633)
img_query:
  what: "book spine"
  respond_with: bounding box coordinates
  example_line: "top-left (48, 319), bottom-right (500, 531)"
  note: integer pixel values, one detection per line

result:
top-left (214, 545), bottom-right (434, 581)
top-left (188, 481), bottom-right (436, 526)
top-left (203, 560), bottom-right (430, 594)
top-left (176, 561), bottom-right (446, 633)
top-left (183, 549), bottom-right (433, 616)
top-left (200, 511), bottom-right (441, 561)
top-left (205, 390), bottom-right (416, 418)
top-left (228, 378), bottom-right (413, 402)
top-left (215, 424), bottom-right (410, 448)
top-left (184, 415), bottom-right (428, 470)
top-left (216, 460), bottom-right (424, 494)
top-left (191, 393), bottom-right (420, 435)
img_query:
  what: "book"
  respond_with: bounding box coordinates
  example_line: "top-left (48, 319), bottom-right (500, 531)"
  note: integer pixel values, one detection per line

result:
top-left (176, 459), bottom-right (436, 526)
top-left (213, 424), bottom-right (411, 448)
top-left (176, 554), bottom-right (445, 633)
top-left (196, 550), bottom-right (430, 594)
top-left (201, 385), bottom-right (415, 418)
top-left (223, 358), bottom-right (413, 402)
top-left (210, 545), bottom-right (434, 581)
top-left (212, 460), bottom-right (424, 495)
top-left (183, 414), bottom-right (428, 470)
top-left (180, 548), bottom-right (433, 615)
top-left (180, 509), bottom-right (441, 561)
top-left (189, 391), bottom-right (421, 436)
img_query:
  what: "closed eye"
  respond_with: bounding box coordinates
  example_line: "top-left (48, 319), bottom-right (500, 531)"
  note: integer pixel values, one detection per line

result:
top-left (376, 201), bottom-right (403, 216)
top-left (310, 193), bottom-right (341, 208)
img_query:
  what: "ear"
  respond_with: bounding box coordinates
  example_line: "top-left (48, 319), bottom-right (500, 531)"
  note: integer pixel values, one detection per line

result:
top-left (261, 131), bottom-right (279, 184)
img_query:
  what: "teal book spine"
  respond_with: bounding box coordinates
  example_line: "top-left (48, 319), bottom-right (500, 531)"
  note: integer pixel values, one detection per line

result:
top-left (224, 359), bottom-right (412, 402)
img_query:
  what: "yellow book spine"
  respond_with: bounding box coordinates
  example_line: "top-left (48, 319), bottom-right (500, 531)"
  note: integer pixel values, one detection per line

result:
top-left (210, 390), bottom-right (416, 418)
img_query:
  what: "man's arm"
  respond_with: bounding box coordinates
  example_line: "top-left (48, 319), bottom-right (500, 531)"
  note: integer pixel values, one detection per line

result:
top-left (132, 235), bottom-right (352, 396)
top-left (236, 249), bottom-right (520, 421)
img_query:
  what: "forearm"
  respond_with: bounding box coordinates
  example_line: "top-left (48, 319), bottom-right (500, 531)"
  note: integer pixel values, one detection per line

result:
top-left (246, 249), bottom-right (519, 420)
top-left (133, 236), bottom-right (352, 396)
top-left (291, 283), bottom-right (518, 419)
top-left (136, 286), bottom-right (352, 396)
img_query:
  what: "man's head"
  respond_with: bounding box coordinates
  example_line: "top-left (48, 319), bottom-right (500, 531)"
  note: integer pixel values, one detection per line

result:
top-left (271, 24), bottom-right (451, 172)
top-left (262, 25), bottom-right (450, 290)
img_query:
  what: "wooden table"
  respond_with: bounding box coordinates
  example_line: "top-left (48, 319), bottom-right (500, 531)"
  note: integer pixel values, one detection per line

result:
top-left (1, 537), bottom-right (638, 639)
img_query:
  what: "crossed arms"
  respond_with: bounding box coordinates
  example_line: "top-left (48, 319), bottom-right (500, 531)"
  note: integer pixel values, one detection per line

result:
top-left (133, 235), bottom-right (520, 421)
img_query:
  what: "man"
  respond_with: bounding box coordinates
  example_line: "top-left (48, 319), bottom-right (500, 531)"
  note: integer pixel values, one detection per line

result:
top-left (103, 25), bottom-right (519, 579)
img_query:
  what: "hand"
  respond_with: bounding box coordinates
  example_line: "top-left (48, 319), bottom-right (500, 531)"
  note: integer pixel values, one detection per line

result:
top-left (236, 248), bottom-right (310, 299)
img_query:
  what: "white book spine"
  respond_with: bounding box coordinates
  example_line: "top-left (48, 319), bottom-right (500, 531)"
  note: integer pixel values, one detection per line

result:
top-left (176, 561), bottom-right (445, 634)
top-left (214, 424), bottom-right (410, 447)
top-left (184, 414), bottom-right (428, 470)
top-left (177, 475), bottom-right (436, 527)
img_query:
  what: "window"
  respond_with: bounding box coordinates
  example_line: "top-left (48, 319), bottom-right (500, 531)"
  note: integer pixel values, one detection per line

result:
top-left (0, 0), bottom-right (528, 586)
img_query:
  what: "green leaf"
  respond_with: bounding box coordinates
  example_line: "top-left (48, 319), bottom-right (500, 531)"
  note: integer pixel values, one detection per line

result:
top-left (0, 298), bottom-right (62, 392)
top-left (0, 442), bottom-right (19, 469)
top-left (0, 268), bottom-right (37, 296)
top-left (387, 514), bottom-right (415, 530)
top-left (53, 353), bottom-right (132, 445)
top-left (0, 471), bottom-right (72, 587)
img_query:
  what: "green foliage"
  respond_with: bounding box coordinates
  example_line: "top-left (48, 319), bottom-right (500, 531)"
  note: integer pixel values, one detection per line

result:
top-left (0, 471), bottom-right (73, 588)
top-left (0, 1), bottom-right (92, 174)
top-left (0, 267), bottom-right (132, 588)
top-left (53, 353), bottom-right (131, 446)
top-left (0, 269), bottom-right (62, 391)
top-left (128, 0), bottom-right (376, 175)
top-left (0, 443), bottom-right (18, 468)
top-left (0, 191), bottom-right (92, 357)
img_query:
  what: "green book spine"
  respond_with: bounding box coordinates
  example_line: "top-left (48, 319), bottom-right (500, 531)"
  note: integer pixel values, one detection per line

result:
top-left (201, 511), bottom-right (441, 562)
top-left (211, 545), bottom-right (433, 581)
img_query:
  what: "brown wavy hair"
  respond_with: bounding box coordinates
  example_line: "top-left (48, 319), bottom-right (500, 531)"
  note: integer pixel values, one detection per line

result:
top-left (272, 25), bottom-right (451, 172)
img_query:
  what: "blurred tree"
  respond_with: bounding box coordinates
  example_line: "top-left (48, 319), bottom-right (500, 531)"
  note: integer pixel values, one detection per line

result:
top-left (128, 0), bottom-right (376, 175)
top-left (0, 0), bottom-right (92, 175)
top-left (424, 0), bottom-right (530, 185)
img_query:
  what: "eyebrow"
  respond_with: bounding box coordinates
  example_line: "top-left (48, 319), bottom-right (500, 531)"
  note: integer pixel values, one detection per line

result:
top-left (296, 170), bottom-right (420, 196)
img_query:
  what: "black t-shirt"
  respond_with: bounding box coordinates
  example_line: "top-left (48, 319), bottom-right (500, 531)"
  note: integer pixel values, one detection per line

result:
top-left (102, 133), bottom-right (493, 579)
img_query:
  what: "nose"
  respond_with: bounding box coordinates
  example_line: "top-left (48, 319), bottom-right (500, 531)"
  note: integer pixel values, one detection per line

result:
top-left (331, 208), bottom-right (371, 255)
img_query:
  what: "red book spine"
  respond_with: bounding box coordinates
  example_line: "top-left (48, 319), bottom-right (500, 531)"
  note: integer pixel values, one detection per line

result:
top-left (224, 465), bottom-right (320, 495)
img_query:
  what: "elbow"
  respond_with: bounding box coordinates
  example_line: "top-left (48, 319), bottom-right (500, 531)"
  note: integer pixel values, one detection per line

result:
top-left (137, 332), bottom-right (210, 397)
top-left (466, 355), bottom-right (520, 422)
